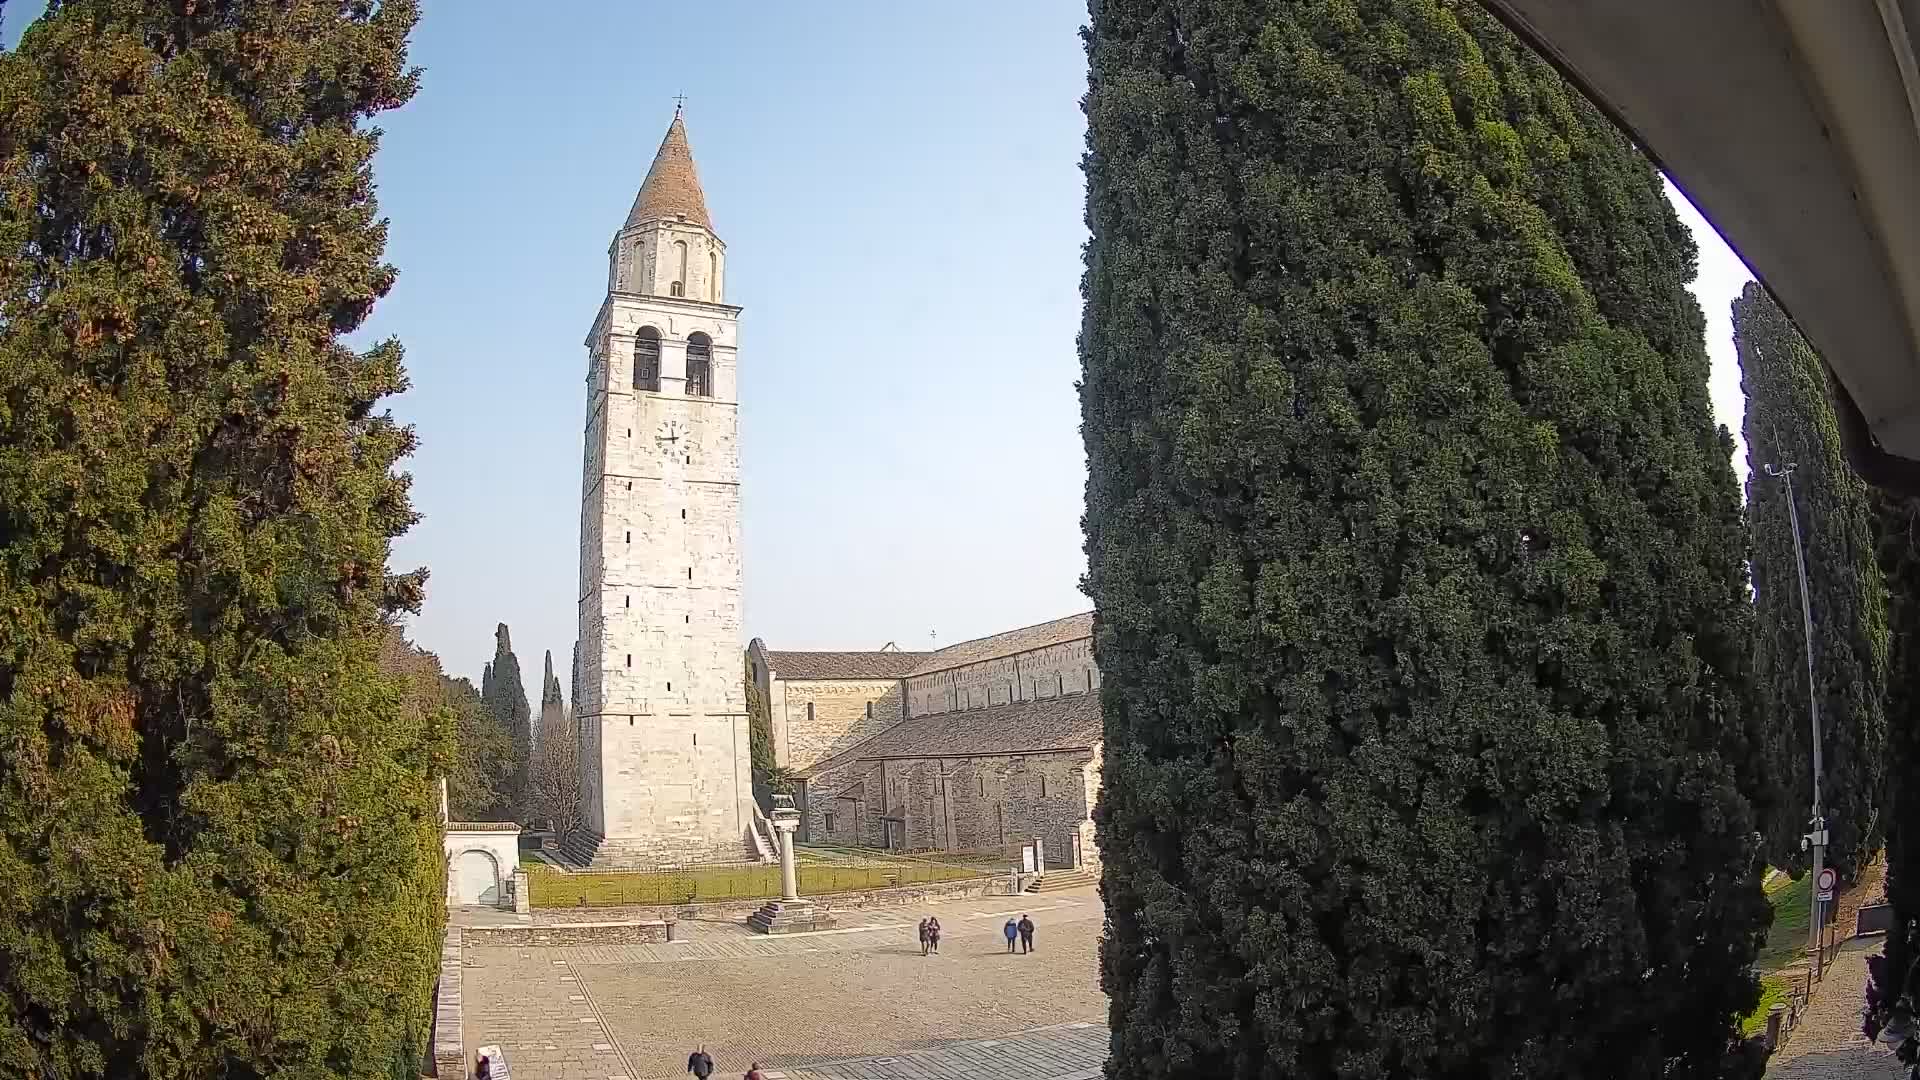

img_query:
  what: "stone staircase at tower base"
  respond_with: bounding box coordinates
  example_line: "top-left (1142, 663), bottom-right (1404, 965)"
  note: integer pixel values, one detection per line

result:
top-left (1025, 868), bottom-right (1096, 893)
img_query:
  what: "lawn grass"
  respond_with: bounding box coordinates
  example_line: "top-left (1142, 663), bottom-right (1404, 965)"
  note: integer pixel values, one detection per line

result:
top-left (1741, 973), bottom-right (1794, 1036)
top-left (527, 858), bottom-right (988, 908)
top-left (1755, 872), bottom-right (1813, 971)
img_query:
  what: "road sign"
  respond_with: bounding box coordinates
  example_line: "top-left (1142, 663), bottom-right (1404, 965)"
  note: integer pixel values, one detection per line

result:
top-left (1816, 867), bottom-right (1837, 901)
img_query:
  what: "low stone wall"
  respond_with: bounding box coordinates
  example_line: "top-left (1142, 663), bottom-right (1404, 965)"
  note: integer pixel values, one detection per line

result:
top-left (463, 920), bottom-right (672, 947)
top-left (534, 872), bottom-right (1002, 925)
top-left (432, 928), bottom-right (464, 1079)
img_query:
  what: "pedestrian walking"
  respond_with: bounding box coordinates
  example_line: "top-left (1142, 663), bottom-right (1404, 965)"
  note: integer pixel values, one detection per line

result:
top-left (688, 1046), bottom-right (715, 1079)
top-left (927, 916), bottom-right (942, 954)
top-left (1003, 917), bottom-right (1019, 953)
top-left (475, 1054), bottom-right (493, 1080)
top-left (1018, 913), bottom-right (1035, 954)
top-left (745, 1065), bottom-right (767, 1080)
top-left (918, 917), bottom-right (931, 956)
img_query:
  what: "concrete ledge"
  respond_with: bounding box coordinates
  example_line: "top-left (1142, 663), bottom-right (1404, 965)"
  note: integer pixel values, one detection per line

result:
top-left (463, 920), bottom-right (672, 947)
top-left (432, 928), bottom-right (464, 1079)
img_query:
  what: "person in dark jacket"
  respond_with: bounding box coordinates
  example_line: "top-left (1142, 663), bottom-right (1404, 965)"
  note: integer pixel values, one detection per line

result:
top-left (745, 1064), bottom-right (767, 1080)
top-left (1003, 917), bottom-right (1019, 953)
top-left (926, 915), bottom-right (941, 954)
top-left (1018, 913), bottom-right (1035, 954)
top-left (475, 1054), bottom-right (493, 1080)
top-left (688, 1047), bottom-right (714, 1079)
top-left (918, 918), bottom-right (931, 956)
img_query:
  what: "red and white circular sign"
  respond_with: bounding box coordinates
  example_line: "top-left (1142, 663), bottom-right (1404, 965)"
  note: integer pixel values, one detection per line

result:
top-left (1817, 868), bottom-right (1838, 894)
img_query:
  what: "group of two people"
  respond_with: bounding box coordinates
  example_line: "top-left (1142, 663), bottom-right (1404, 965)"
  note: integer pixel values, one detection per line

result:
top-left (917, 915), bottom-right (942, 955)
top-left (1002, 914), bottom-right (1036, 954)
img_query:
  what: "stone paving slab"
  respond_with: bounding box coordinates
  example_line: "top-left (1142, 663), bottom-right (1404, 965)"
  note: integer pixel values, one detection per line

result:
top-left (769, 1022), bottom-right (1108, 1080)
top-left (464, 887), bottom-right (1106, 1079)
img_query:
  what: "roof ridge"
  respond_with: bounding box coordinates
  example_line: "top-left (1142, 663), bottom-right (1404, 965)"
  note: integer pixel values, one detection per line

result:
top-left (925, 611), bottom-right (1094, 658)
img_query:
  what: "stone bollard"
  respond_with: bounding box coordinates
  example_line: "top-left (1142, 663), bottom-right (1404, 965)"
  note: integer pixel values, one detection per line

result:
top-left (512, 868), bottom-right (530, 914)
top-left (665, 918), bottom-right (676, 942)
top-left (1765, 1002), bottom-right (1788, 1049)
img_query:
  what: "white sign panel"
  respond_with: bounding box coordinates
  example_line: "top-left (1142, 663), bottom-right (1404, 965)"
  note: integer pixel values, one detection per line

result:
top-left (1022, 845), bottom-right (1037, 874)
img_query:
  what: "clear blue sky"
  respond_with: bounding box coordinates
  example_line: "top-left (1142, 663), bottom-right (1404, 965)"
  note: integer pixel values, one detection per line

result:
top-left (6, 2), bottom-right (1754, 687)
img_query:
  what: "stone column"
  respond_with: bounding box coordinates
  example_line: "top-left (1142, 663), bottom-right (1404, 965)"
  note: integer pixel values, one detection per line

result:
top-left (775, 813), bottom-right (800, 901)
top-left (748, 796), bottom-right (832, 934)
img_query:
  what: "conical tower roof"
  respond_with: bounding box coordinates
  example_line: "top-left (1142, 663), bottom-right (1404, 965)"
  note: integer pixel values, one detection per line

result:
top-left (625, 112), bottom-right (712, 232)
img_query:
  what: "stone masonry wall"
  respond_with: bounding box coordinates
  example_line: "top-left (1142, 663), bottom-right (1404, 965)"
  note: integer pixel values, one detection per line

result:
top-left (806, 750), bottom-right (1097, 868)
top-left (777, 678), bottom-right (906, 772)
top-left (905, 637), bottom-right (1101, 718)
top-left (578, 232), bottom-right (752, 857)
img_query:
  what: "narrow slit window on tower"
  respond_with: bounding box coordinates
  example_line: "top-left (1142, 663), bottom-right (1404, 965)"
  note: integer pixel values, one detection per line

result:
top-left (626, 654), bottom-right (632, 667)
top-left (634, 326), bottom-right (661, 391)
top-left (979, 776), bottom-right (986, 797)
top-left (684, 615), bottom-right (689, 623)
top-left (685, 332), bottom-right (713, 398)
top-left (681, 508), bottom-right (686, 519)
top-left (625, 595), bottom-right (630, 608)
top-left (687, 567), bottom-right (693, 580)
top-left (673, 239), bottom-right (688, 297)
top-left (1040, 775), bottom-right (1049, 798)
top-left (806, 702), bottom-right (815, 723)
top-left (709, 251), bottom-right (718, 300)
top-left (626, 531), bottom-right (631, 543)
top-left (667, 682), bottom-right (671, 691)
top-left (865, 701), bottom-right (873, 720)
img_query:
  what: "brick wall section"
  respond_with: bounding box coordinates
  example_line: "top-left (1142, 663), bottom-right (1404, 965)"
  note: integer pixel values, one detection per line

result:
top-left (778, 679), bottom-right (906, 771)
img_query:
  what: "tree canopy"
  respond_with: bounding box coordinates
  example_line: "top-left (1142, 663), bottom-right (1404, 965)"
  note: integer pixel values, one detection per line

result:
top-left (0, 1), bottom-right (442, 1075)
top-left (1080, 1), bottom-right (1769, 1076)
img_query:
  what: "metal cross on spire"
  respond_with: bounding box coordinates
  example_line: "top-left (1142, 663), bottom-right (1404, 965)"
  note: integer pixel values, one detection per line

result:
top-left (673, 92), bottom-right (688, 115)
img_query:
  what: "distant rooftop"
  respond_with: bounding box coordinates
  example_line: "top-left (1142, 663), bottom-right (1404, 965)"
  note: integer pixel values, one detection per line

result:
top-left (764, 650), bottom-right (929, 681)
top-left (802, 691), bottom-right (1101, 773)
top-left (908, 612), bottom-right (1093, 676)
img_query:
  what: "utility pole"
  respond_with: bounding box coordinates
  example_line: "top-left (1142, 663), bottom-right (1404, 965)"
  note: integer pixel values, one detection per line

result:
top-left (1766, 460), bottom-right (1829, 979)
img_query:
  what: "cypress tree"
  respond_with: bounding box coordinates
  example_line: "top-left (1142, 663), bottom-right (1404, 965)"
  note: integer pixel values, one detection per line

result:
top-left (482, 623), bottom-right (531, 807)
top-left (1866, 493), bottom-right (1920, 1053)
top-left (0, 2), bottom-right (441, 1076)
top-left (1080, 2), bottom-right (1768, 1077)
top-left (1736, 282), bottom-right (1889, 882)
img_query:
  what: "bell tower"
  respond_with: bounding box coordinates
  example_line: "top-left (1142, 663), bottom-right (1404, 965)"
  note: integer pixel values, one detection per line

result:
top-left (572, 109), bottom-right (751, 866)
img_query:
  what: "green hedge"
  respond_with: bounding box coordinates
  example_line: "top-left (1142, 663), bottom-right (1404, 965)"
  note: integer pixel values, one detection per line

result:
top-left (528, 861), bottom-right (988, 908)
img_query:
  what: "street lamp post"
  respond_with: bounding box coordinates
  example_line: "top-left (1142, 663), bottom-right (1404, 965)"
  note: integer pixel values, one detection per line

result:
top-left (1765, 460), bottom-right (1829, 979)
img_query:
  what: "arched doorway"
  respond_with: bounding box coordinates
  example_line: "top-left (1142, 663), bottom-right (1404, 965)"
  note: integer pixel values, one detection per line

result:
top-left (453, 849), bottom-right (501, 906)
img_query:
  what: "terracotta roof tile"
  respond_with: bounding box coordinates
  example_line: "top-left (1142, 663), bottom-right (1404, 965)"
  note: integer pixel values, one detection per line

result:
top-left (804, 692), bottom-right (1101, 772)
top-left (908, 612), bottom-right (1094, 676)
top-left (765, 651), bottom-right (929, 681)
top-left (626, 113), bottom-right (712, 231)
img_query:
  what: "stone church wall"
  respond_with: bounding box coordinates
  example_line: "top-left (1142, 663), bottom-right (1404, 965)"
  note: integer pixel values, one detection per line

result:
top-left (905, 637), bottom-right (1101, 718)
top-left (805, 750), bottom-right (1099, 870)
top-left (775, 679), bottom-right (906, 773)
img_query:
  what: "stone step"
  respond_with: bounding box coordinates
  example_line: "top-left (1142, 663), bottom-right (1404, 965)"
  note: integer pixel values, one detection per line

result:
top-left (1026, 869), bottom-right (1096, 893)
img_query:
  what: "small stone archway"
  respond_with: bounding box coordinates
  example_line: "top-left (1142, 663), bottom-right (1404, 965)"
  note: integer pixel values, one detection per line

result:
top-left (450, 847), bottom-right (502, 907)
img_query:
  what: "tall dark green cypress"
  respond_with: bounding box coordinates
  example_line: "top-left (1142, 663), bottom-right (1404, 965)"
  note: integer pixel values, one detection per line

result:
top-left (0, 1), bottom-right (442, 1075)
top-left (1080, 2), bottom-right (1768, 1077)
top-left (1736, 282), bottom-right (1889, 882)
top-left (1867, 493), bottom-right (1920, 1053)
top-left (481, 622), bottom-right (531, 806)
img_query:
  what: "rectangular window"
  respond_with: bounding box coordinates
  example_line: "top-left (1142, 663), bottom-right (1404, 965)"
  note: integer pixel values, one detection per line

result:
top-left (806, 702), bottom-right (815, 723)
top-left (865, 701), bottom-right (873, 720)
top-left (825, 811), bottom-right (837, 834)
top-left (625, 595), bottom-right (630, 608)
top-left (625, 654), bottom-right (632, 667)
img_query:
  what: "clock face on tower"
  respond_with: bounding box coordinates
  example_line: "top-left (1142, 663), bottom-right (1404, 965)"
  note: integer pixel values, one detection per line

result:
top-left (655, 419), bottom-right (685, 449)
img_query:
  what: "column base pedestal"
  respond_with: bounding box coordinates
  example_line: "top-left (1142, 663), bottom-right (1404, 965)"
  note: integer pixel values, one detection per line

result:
top-left (747, 898), bottom-right (834, 935)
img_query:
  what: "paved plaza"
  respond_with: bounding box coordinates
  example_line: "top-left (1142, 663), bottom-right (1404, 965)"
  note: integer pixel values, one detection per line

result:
top-left (461, 886), bottom-right (1110, 1080)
